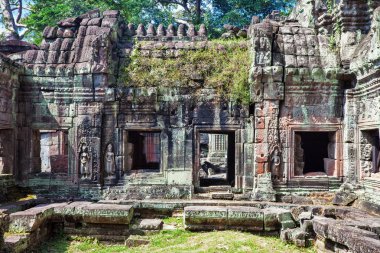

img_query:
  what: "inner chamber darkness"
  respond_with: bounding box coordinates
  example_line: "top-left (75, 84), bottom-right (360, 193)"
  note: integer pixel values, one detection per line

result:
top-left (128, 131), bottom-right (161, 171)
top-left (299, 132), bottom-right (329, 174)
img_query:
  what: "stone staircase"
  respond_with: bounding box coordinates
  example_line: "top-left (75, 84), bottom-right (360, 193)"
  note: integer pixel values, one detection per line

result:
top-left (274, 178), bottom-right (343, 193)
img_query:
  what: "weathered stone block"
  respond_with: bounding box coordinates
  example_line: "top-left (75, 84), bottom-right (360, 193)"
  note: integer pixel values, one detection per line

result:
top-left (227, 206), bottom-right (264, 231)
top-left (263, 208), bottom-right (281, 231)
top-left (9, 203), bottom-right (67, 233)
top-left (184, 206), bottom-right (228, 231)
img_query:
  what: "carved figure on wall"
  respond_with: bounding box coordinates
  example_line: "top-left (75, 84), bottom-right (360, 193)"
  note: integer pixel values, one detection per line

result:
top-left (294, 134), bottom-right (304, 176)
top-left (0, 137), bottom-right (4, 157)
top-left (79, 143), bottom-right (91, 179)
top-left (270, 147), bottom-right (282, 181)
top-left (105, 143), bottom-right (115, 177)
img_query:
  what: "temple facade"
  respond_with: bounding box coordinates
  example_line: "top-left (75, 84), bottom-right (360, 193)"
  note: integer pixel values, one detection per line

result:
top-left (0, 0), bottom-right (379, 205)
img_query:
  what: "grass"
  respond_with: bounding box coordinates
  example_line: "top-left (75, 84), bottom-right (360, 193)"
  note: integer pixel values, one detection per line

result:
top-left (38, 217), bottom-right (316, 253)
top-left (122, 39), bottom-right (251, 104)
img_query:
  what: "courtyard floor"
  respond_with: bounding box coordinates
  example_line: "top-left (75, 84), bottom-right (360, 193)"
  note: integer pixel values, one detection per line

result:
top-left (38, 217), bottom-right (316, 253)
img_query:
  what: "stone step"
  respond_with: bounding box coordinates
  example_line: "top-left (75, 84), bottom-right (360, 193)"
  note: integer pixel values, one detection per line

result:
top-left (195, 186), bottom-right (232, 193)
top-left (211, 192), bottom-right (234, 200)
top-left (4, 234), bottom-right (29, 253)
top-left (363, 178), bottom-right (380, 189)
top-left (183, 205), bottom-right (296, 232)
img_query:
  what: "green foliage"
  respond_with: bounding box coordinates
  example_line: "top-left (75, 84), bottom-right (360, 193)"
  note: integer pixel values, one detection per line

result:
top-left (123, 39), bottom-right (251, 104)
top-left (329, 21), bottom-right (341, 50)
top-left (20, 0), bottom-right (297, 43)
top-left (326, 0), bottom-right (334, 13)
top-left (22, 0), bottom-right (175, 44)
top-left (206, 0), bottom-right (296, 37)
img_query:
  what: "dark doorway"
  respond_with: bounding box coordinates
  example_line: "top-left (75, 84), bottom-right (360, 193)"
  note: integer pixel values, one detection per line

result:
top-left (298, 132), bottom-right (330, 174)
top-left (127, 131), bottom-right (161, 171)
top-left (198, 132), bottom-right (235, 187)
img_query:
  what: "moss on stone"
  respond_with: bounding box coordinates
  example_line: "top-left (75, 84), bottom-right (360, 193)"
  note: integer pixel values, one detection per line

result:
top-left (123, 39), bottom-right (251, 104)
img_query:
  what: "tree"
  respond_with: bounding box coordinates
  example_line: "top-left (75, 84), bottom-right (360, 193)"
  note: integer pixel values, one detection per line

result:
top-left (0, 0), bottom-right (30, 40)
top-left (22, 0), bottom-right (176, 44)
top-left (157, 0), bottom-right (296, 37)
top-left (157, 0), bottom-right (204, 24)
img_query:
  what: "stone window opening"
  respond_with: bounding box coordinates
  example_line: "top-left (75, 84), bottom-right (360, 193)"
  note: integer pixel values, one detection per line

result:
top-left (294, 131), bottom-right (337, 177)
top-left (198, 132), bottom-right (235, 187)
top-left (126, 131), bottom-right (161, 172)
top-left (39, 130), bottom-right (69, 174)
top-left (360, 129), bottom-right (380, 178)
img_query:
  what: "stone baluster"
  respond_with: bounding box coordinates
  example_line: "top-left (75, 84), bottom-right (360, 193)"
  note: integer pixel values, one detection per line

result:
top-left (198, 24), bottom-right (207, 37)
top-left (157, 24), bottom-right (166, 36)
top-left (147, 24), bottom-right (156, 36)
top-left (187, 24), bottom-right (197, 37)
top-left (167, 24), bottom-right (176, 36)
top-left (136, 24), bottom-right (146, 36)
top-left (178, 24), bottom-right (186, 37)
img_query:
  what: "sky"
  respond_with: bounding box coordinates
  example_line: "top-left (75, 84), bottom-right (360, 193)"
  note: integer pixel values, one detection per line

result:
top-left (0, 0), bottom-right (32, 34)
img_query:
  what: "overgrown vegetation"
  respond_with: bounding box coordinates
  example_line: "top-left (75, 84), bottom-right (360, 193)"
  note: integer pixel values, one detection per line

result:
top-left (37, 217), bottom-right (317, 252)
top-left (39, 230), bottom-right (316, 253)
top-left (123, 39), bottom-right (251, 104)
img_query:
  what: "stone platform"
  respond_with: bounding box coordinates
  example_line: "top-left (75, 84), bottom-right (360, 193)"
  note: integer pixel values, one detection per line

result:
top-left (1, 199), bottom-right (380, 252)
top-left (2, 202), bottom-right (134, 252)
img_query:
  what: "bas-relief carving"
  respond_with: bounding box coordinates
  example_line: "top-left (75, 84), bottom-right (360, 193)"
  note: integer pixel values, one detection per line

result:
top-left (270, 147), bottom-right (282, 181)
top-left (79, 141), bottom-right (91, 179)
top-left (105, 143), bottom-right (115, 178)
top-left (294, 134), bottom-right (304, 176)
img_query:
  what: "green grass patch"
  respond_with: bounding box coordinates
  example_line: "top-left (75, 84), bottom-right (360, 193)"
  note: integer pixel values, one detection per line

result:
top-left (123, 39), bottom-right (251, 104)
top-left (38, 230), bottom-right (316, 253)
top-left (162, 216), bottom-right (183, 227)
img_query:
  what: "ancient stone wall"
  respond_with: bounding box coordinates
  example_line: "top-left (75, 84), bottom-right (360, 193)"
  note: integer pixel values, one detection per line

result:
top-left (0, 54), bottom-right (21, 177)
top-left (1, 0), bottom-right (380, 202)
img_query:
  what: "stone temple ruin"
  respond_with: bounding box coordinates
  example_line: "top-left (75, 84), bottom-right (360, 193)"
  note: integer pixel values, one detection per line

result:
top-left (1, 0), bottom-right (380, 252)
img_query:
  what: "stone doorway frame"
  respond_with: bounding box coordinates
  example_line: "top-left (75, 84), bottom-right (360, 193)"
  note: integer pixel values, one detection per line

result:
top-left (122, 128), bottom-right (165, 176)
top-left (287, 124), bottom-right (343, 181)
top-left (358, 123), bottom-right (380, 180)
top-left (193, 125), bottom-right (241, 189)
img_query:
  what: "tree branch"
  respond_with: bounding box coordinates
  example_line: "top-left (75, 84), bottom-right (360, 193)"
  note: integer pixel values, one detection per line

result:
top-left (18, 27), bottom-right (28, 39)
top-left (16, 0), bottom-right (22, 23)
top-left (158, 0), bottom-right (191, 14)
top-left (15, 22), bottom-right (26, 28)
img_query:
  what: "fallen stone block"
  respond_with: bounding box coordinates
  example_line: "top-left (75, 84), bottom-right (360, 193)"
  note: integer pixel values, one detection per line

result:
top-left (301, 219), bottom-right (314, 234)
top-left (80, 203), bottom-right (134, 224)
top-left (9, 203), bottom-right (67, 233)
top-left (4, 234), bottom-right (29, 253)
top-left (184, 206), bottom-right (228, 231)
top-left (327, 223), bottom-right (379, 247)
top-left (313, 216), bottom-right (380, 253)
top-left (125, 235), bottom-right (150, 247)
top-left (280, 228), bottom-right (310, 248)
top-left (277, 210), bottom-right (296, 230)
top-left (138, 219), bottom-right (163, 230)
top-left (227, 206), bottom-right (264, 231)
top-left (263, 208), bottom-right (281, 231)
top-left (332, 192), bottom-right (358, 206)
top-left (130, 219), bottom-right (164, 235)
